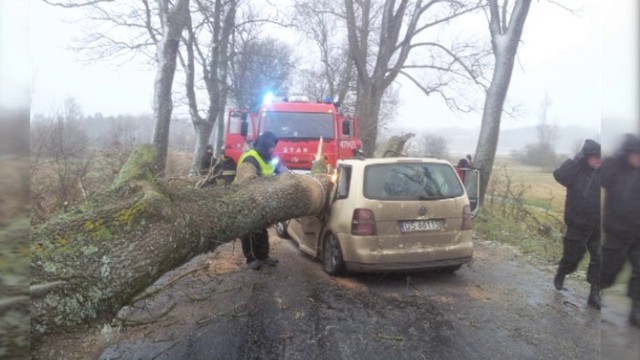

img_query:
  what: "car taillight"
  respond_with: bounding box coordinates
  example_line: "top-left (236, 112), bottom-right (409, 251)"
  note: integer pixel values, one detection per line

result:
top-left (461, 205), bottom-right (472, 230)
top-left (352, 208), bottom-right (377, 236)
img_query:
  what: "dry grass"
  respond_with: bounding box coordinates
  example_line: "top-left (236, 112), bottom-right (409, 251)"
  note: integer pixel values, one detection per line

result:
top-left (166, 150), bottom-right (194, 177)
top-left (492, 156), bottom-right (566, 213)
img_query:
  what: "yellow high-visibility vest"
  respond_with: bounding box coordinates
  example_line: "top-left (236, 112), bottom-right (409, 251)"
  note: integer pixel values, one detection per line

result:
top-left (235, 149), bottom-right (275, 180)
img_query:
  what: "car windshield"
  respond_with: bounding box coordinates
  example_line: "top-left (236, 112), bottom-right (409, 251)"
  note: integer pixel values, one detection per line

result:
top-left (364, 163), bottom-right (464, 200)
top-left (260, 112), bottom-right (334, 140)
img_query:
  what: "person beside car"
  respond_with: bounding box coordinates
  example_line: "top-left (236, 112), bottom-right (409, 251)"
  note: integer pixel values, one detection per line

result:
top-left (552, 139), bottom-right (602, 309)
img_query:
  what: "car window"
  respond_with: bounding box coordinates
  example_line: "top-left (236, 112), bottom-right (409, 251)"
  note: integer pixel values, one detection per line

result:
top-left (337, 166), bottom-right (352, 199)
top-left (364, 163), bottom-right (463, 200)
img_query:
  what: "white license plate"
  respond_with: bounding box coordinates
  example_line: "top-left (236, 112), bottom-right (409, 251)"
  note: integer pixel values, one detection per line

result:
top-left (400, 220), bottom-right (443, 233)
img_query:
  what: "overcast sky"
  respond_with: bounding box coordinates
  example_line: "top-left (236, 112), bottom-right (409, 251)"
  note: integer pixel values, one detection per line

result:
top-left (23, 0), bottom-right (639, 137)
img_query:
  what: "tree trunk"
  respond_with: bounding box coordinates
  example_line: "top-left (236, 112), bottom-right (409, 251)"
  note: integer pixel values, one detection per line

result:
top-left (30, 145), bottom-right (334, 338)
top-left (474, 56), bottom-right (515, 204)
top-left (214, 99), bottom-right (226, 158)
top-left (355, 85), bottom-right (383, 157)
top-left (474, 0), bottom-right (532, 204)
top-left (151, 0), bottom-right (190, 175)
top-left (190, 121), bottom-right (215, 175)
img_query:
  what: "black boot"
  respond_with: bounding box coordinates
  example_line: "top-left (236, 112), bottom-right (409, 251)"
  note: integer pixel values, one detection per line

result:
top-left (630, 299), bottom-right (640, 328)
top-left (554, 270), bottom-right (565, 290)
top-left (587, 284), bottom-right (601, 310)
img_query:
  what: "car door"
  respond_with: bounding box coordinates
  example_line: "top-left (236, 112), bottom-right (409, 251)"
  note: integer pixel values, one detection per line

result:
top-left (459, 168), bottom-right (480, 218)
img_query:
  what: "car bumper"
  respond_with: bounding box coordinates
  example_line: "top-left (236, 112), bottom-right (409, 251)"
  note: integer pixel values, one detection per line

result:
top-left (344, 256), bottom-right (472, 273)
top-left (339, 232), bottom-right (473, 273)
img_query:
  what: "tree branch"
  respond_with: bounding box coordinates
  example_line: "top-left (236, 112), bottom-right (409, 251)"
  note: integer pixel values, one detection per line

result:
top-left (501, 0), bottom-right (508, 33)
top-left (409, 42), bottom-right (488, 90)
top-left (488, 0), bottom-right (501, 35)
top-left (41, 0), bottom-right (114, 7)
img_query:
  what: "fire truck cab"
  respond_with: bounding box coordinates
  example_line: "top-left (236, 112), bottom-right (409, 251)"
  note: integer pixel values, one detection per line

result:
top-left (224, 95), bottom-right (361, 173)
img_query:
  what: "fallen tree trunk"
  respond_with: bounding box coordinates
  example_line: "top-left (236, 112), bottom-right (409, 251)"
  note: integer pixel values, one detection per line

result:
top-left (31, 145), bottom-right (333, 336)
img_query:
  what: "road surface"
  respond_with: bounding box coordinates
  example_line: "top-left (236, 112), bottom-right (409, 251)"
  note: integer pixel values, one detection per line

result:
top-left (35, 231), bottom-right (639, 359)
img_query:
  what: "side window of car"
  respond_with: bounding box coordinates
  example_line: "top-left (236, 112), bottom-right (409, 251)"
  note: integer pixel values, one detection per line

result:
top-left (337, 166), bottom-right (352, 199)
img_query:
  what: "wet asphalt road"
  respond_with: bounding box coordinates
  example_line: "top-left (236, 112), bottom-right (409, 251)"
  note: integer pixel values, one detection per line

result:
top-left (85, 230), bottom-right (610, 360)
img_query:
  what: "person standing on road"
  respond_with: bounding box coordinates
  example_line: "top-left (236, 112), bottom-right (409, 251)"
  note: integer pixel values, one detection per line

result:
top-left (600, 134), bottom-right (640, 327)
top-left (233, 131), bottom-right (282, 270)
top-left (552, 139), bottom-right (602, 309)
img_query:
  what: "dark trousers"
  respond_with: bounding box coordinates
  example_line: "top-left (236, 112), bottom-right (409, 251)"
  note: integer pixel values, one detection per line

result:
top-left (557, 227), bottom-right (601, 285)
top-left (601, 232), bottom-right (640, 300)
top-left (241, 229), bottom-right (270, 263)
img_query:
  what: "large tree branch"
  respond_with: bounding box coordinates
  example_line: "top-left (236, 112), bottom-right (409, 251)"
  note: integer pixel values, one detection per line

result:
top-left (488, 0), bottom-right (501, 35)
top-left (142, 0), bottom-right (160, 44)
top-left (30, 145), bottom-right (335, 337)
top-left (501, 0), bottom-right (508, 33)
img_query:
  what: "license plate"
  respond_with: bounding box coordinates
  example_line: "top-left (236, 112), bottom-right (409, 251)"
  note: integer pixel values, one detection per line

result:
top-left (399, 220), bottom-right (443, 233)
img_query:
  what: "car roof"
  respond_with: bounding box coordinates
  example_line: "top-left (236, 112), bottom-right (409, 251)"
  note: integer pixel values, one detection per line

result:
top-left (338, 157), bottom-right (453, 167)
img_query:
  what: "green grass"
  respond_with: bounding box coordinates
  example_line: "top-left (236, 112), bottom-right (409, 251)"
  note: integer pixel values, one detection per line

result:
top-left (474, 211), bottom-right (563, 264)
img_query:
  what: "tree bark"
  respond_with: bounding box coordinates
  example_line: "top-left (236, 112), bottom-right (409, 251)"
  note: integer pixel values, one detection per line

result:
top-left (355, 85), bottom-right (383, 157)
top-left (30, 145), bottom-right (334, 337)
top-left (474, 0), bottom-right (532, 204)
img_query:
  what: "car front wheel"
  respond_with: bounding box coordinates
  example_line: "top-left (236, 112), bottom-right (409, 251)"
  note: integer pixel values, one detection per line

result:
top-left (322, 232), bottom-right (345, 276)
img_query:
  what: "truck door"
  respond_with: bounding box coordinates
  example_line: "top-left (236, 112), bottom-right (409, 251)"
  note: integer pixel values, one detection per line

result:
top-left (224, 111), bottom-right (256, 162)
top-left (337, 116), bottom-right (358, 160)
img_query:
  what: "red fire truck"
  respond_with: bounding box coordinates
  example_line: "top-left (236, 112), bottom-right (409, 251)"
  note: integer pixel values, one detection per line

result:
top-left (223, 95), bottom-right (362, 173)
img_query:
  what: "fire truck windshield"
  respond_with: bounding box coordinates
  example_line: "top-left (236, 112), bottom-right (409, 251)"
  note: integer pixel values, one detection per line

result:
top-left (260, 112), bottom-right (334, 140)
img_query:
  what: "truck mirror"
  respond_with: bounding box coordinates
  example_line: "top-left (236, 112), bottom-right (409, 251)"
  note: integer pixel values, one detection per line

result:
top-left (342, 120), bottom-right (351, 135)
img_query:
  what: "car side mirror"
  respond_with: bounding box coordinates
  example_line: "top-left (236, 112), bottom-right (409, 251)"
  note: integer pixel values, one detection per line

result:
top-left (461, 168), bottom-right (480, 218)
top-left (342, 120), bottom-right (351, 136)
top-left (240, 113), bottom-right (249, 137)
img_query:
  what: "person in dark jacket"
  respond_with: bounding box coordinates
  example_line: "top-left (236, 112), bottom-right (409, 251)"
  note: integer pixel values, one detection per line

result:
top-left (200, 144), bottom-right (215, 175)
top-left (234, 131), bottom-right (282, 270)
top-left (552, 139), bottom-right (602, 309)
top-left (600, 133), bottom-right (640, 327)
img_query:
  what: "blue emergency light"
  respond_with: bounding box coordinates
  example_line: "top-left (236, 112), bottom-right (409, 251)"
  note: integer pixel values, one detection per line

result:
top-left (263, 92), bottom-right (274, 105)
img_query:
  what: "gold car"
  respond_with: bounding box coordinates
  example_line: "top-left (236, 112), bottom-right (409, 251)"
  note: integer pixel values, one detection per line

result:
top-left (281, 157), bottom-right (479, 276)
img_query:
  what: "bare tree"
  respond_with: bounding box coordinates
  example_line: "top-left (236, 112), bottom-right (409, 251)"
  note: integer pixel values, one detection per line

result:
top-left (473, 0), bottom-right (532, 203)
top-left (344, 0), bottom-right (483, 156)
top-left (30, 98), bottom-right (92, 220)
top-left (178, 0), bottom-right (237, 175)
top-left (150, 0), bottom-right (191, 174)
top-left (419, 133), bottom-right (450, 158)
top-left (45, 0), bottom-right (190, 174)
top-left (294, 0), bottom-right (356, 106)
top-left (229, 37), bottom-right (293, 110)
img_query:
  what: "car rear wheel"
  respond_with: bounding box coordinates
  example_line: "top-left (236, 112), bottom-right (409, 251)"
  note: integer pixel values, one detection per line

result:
top-left (322, 233), bottom-right (345, 276)
top-left (275, 221), bottom-right (290, 239)
top-left (440, 265), bottom-right (462, 274)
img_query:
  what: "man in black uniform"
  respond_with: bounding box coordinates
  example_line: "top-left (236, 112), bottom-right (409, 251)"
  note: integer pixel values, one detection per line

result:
top-left (600, 134), bottom-right (640, 326)
top-left (553, 139), bottom-right (602, 309)
top-left (234, 131), bottom-right (282, 270)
